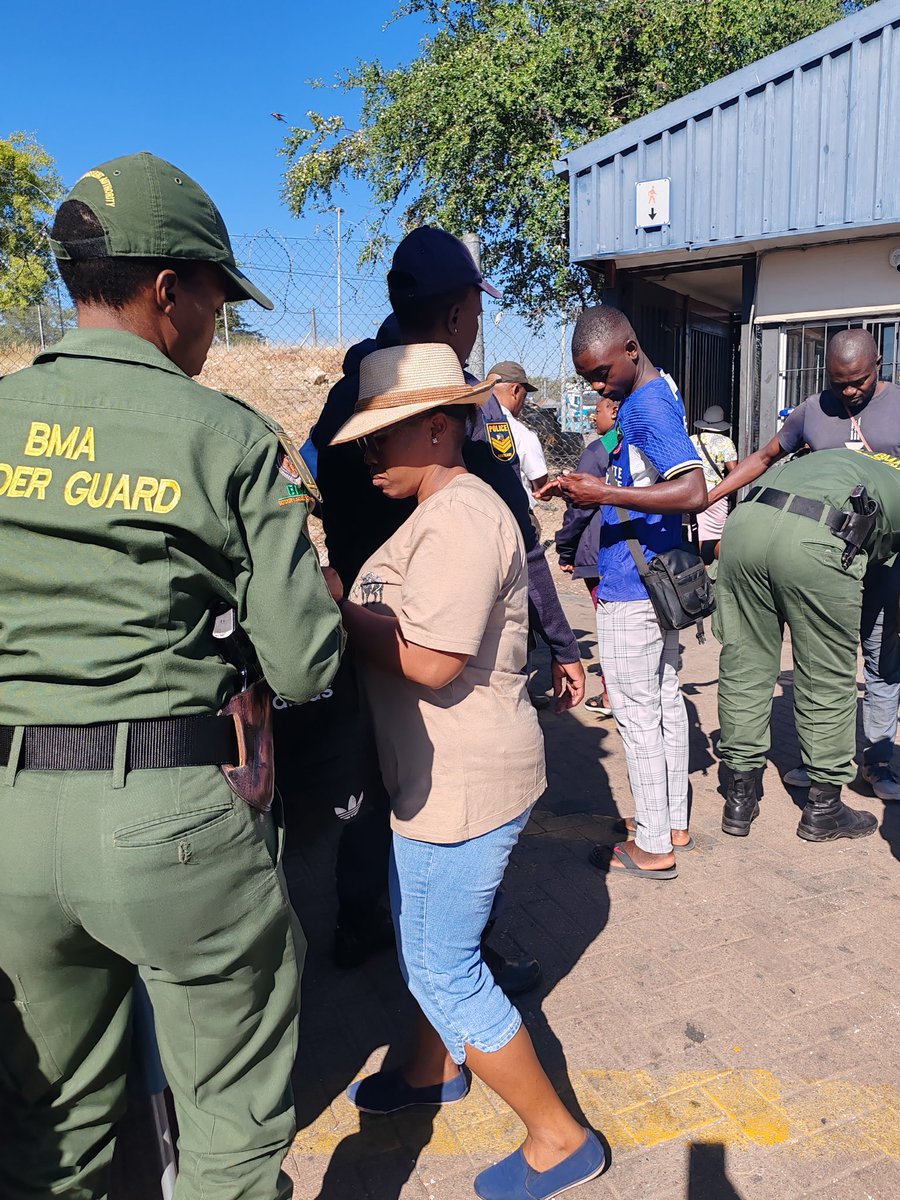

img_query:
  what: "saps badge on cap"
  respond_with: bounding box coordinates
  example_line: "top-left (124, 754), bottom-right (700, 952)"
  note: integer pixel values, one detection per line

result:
top-left (49, 152), bottom-right (273, 310)
top-left (388, 226), bottom-right (502, 301)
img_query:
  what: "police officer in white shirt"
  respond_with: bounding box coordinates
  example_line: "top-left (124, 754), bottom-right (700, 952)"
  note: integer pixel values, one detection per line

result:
top-left (488, 361), bottom-right (549, 508)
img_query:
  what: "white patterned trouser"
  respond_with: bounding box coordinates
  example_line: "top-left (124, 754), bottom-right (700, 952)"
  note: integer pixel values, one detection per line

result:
top-left (596, 599), bottom-right (689, 854)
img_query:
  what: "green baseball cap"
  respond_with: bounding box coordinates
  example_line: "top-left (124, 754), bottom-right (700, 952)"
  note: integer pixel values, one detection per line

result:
top-left (49, 152), bottom-right (273, 310)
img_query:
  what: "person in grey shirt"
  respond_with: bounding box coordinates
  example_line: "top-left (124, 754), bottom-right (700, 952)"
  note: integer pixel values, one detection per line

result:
top-left (706, 328), bottom-right (900, 800)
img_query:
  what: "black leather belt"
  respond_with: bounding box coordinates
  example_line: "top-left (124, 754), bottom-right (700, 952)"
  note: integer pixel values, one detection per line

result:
top-left (744, 486), bottom-right (846, 534)
top-left (0, 714), bottom-right (238, 772)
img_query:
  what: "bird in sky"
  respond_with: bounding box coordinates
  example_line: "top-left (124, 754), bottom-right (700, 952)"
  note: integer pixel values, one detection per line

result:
top-left (271, 112), bottom-right (287, 122)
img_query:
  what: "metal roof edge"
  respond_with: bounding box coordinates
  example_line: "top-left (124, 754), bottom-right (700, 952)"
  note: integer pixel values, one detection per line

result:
top-left (568, 221), bottom-right (900, 270)
top-left (556, 0), bottom-right (900, 177)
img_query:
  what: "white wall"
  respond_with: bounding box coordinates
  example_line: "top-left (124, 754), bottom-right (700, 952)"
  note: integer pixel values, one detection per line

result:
top-left (756, 235), bottom-right (900, 322)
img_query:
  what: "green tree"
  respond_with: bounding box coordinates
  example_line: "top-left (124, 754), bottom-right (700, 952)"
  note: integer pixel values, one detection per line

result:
top-left (282, 0), bottom-right (872, 315)
top-left (0, 133), bottom-right (64, 310)
top-left (215, 304), bottom-right (265, 344)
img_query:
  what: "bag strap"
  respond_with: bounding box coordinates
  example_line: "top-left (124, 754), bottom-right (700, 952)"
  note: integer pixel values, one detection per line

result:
top-left (615, 507), bottom-right (651, 578)
top-left (697, 433), bottom-right (725, 480)
top-left (842, 406), bottom-right (874, 453)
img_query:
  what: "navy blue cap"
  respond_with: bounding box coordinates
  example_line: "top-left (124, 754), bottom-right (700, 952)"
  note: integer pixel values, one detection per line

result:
top-left (388, 226), bottom-right (502, 301)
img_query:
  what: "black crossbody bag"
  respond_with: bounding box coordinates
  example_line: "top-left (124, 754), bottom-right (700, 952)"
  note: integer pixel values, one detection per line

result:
top-left (615, 507), bottom-right (716, 632)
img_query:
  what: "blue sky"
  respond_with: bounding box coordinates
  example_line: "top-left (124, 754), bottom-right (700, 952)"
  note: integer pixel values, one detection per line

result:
top-left (4, 0), bottom-right (425, 238)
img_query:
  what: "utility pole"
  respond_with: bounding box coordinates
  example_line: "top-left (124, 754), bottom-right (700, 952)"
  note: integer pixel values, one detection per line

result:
top-left (462, 232), bottom-right (485, 379)
top-left (335, 207), bottom-right (344, 346)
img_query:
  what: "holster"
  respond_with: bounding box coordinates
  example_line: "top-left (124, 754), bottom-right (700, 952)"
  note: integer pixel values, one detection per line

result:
top-left (218, 679), bottom-right (275, 811)
top-left (834, 485), bottom-right (878, 570)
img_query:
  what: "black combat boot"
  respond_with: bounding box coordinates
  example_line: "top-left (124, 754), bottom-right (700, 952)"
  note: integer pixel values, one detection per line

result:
top-left (722, 768), bottom-right (761, 836)
top-left (797, 782), bottom-right (878, 842)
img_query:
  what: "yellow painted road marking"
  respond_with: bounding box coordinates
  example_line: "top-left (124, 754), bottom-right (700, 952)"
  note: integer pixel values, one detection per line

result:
top-left (292, 1068), bottom-right (900, 1158)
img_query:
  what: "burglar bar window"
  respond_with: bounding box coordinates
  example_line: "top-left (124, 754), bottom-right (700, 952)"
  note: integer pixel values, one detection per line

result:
top-left (781, 317), bottom-right (900, 409)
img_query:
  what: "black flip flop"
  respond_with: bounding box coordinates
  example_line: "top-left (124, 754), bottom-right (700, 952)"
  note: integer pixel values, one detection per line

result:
top-left (590, 842), bottom-right (678, 880)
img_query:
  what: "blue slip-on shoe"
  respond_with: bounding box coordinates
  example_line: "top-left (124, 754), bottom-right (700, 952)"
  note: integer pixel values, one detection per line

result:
top-left (474, 1129), bottom-right (606, 1200)
top-left (347, 1067), bottom-right (469, 1114)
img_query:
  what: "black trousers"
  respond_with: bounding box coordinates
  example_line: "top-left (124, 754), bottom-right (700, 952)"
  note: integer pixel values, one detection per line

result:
top-left (273, 648), bottom-right (391, 923)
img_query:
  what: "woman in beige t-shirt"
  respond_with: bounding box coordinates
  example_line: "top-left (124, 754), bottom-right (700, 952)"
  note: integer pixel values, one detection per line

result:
top-left (326, 344), bottom-right (605, 1200)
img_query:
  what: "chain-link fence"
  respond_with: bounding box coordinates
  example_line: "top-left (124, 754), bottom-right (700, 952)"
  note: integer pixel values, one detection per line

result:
top-left (0, 229), bottom-right (592, 472)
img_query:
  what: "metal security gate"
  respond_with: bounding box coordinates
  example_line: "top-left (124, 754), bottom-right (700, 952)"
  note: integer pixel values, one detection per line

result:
top-left (781, 315), bottom-right (900, 410)
top-left (684, 318), bottom-right (735, 432)
top-left (622, 276), bottom-right (738, 432)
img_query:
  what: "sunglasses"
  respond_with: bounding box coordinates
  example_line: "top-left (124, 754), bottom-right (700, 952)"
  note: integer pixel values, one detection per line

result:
top-left (356, 431), bottom-right (392, 455)
top-left (356, 414), bottom-right (430, 456)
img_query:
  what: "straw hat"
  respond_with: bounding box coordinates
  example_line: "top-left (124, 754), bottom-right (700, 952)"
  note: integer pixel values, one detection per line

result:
top-left (330, 343), bottom-right (496, 445)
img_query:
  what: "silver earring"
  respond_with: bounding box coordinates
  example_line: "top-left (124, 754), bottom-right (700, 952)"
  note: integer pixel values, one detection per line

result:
top-left (431, 436), bottom-right (439, 444)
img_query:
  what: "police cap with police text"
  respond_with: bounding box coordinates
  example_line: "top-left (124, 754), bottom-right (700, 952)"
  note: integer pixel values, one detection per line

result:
top-left (49, 152), bottom-right (274, 310)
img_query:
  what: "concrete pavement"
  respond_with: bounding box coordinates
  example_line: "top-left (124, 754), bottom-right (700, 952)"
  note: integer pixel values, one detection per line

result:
top-left (282, 585), bottom-right (900, 1200)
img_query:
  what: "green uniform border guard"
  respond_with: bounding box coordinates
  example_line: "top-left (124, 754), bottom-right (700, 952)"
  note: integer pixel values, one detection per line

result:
top-left (0, 153), bottom-right (344, 1199)
top-left (715, 447), bottom-right (900, 842)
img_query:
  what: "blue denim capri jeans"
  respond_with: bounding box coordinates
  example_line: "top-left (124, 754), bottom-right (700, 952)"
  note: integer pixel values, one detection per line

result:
top-left (389, 809), bottom-right (531, 1065)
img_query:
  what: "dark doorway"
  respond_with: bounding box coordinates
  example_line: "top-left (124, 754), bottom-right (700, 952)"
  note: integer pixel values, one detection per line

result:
top-left (618, 270), bottom-right (742, 436)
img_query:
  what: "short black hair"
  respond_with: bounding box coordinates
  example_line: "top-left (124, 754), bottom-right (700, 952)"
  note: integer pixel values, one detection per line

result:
top-left (53, 199), bottom-right (205, 309)
top-left (389, 274), bottom-right (473, 336)
top-left (431, 403), bottom-right (476, 430)
top-left (571, 305), bottom-right (637, 360)
top-left (827, 327), bottom-right (878, 367)
top-left (410, 403), bottom-right (476, 442)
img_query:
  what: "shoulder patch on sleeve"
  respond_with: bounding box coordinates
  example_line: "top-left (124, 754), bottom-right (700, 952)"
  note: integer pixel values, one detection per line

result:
top-left (276, 433), bottom-right (321, 504)
top-left (485, 420), bottom-right (516, 462)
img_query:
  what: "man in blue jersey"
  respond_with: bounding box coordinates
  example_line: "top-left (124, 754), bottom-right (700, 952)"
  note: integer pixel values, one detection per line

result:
top-left (539, 306), bottom-right (706, 878)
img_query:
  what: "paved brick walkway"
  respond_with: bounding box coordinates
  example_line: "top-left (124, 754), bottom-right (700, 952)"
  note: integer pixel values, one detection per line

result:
top-left (282, 586), bottom-right (900, 1200)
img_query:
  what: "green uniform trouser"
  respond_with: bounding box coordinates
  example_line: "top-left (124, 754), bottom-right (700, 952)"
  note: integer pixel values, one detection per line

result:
top-left (0, 761), bottom-right (303, 1200)
top-left (715, 500), bottom-right (867, 785)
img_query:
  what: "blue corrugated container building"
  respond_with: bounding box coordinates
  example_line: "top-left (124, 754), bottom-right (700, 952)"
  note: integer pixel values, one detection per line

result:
top-left (555, 0), bottom-right (900, 452)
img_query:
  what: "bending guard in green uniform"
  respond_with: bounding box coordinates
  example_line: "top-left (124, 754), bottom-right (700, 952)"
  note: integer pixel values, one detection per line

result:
top-left (0, 154), bottom-right (344, 1199)
top-left (716, 447), bottom-right (900, 843)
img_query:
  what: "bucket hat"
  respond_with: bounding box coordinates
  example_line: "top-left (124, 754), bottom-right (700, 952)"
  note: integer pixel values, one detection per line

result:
top-left (331, 343), bottom-right (495, 445)
top-left (694, 405), bottom-right (730, 432)
top-left (49, 152), bottom-right (273, 310)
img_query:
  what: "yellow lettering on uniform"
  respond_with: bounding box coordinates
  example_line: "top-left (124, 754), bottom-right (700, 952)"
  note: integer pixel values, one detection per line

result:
top-left (72, 427), bottom-right (95, 462)
top-left (87, 473), bottom-right (113, 508)
top-left (0, 464), bottom-right (13, 495)
top-left (7, 466), bottom-right (34, 499)
top-left (106, 474), bottom-right (132, 509)
top-left (48, 425), bottom-right (80, 459)
top-left (64, 471), bottom-right (92, 505)
top-left (153, 479), bottom-right (181, 514)
top-left (23, 422), bottom-right (51, 457)
top-left (24, 468), bottom-right (52, 500)
top-left (130, 476), bottom-right (160, 511)
top-left (23, 423), bottom-right (95, 460)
